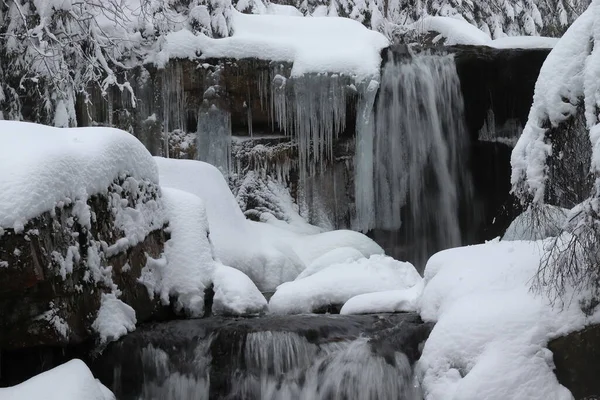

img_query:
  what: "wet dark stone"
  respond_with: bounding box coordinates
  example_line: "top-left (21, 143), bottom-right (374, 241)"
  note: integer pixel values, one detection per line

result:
top-left (549, 324), bottom-right (600, 400)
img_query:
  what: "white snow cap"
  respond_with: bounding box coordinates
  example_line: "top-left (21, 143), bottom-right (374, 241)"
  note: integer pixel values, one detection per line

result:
top-left (269, 255), bottom-right (421, 314)
top-left (154, 11), bottom-right (389, 81)
top-left (340, 281), bottom-right (424, 315)
top-left (0, 121), bottom-right (157, 232)
top-left (0, 359), bottom-right (114, 400)
top-left (92, 293), bottom-right (137, 344)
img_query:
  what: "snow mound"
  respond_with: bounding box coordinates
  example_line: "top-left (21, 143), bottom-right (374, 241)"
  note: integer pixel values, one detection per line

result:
top-left (139, 187), bottom-right (215, 317)
top-left (503, 205), bottom-right (568, 241)
top-left (0, 121), bottom-right (157, 232)
top-left (417, 239), bottom-right (595, 399)
top-left (0, 359), bottom-right (114, 400)
top-left (408, 16), bottom-right (557, 49)
top-left (340, 281), bottom-right (423, 315)
top-left (156, 157), bottom-right (303, 291)
top-left (212, 264), bottom-right (267, 316)
top-left (92, 293), bottom-right (137, 344)
top-left (154, 10), bottom-right (389, 80)
top-left (269, 255), bottom-right (421, 314)
top-left (295, 246), bottom-right (365, 280)
top-left (292, 230), bottom-right (384, 266)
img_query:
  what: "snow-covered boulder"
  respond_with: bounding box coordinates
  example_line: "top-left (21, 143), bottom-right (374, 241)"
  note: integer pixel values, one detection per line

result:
top-left (212, 264), bottom-right (267, 316)
top-left (0, 121), bottom-right (169, 349)
top-left (340, 282), bottom-right (424, 315)
top-left (503, 205), bottom-right (568, 241)
top-left (295, 247), bottom-right (365, 280)
top-left (417, 239), bottom-right (595, 400)
top-left (0, 359), bottom-right (114, 400)
top-left (269, 255), bottom-right (421, 314)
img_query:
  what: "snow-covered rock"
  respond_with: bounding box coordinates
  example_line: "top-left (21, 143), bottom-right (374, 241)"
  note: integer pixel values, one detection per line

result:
top-left (269, 255), bottom-right (421, 314)
top-left (154, 10), bottom-right (389, 81)
top-left (212, 264), bottom-right (268, 316)
top-left (503, 205), bottom-right (568, 241)
top-left (295, 246), bottom-right (365, 280)
top-left (0, 359), bottom-right (114, 400)
top-left (139, 188), bottom-right (216, 317)
top-left (417, 239), bottom-right (598, 400)
top-left (0, 121), bottom-right (159, 232)
top-left (340, 281), bottom-right (424, 315)
top-left (92, 293), bottom-right (137, 344)
top-left (0, 122), bottom-right (168, 349)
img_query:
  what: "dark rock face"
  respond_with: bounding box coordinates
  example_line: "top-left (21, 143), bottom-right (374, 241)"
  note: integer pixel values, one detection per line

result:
top-left (0, 177), bottom-right (170, 351)
top-left (90, 313), bottom-right (433, 399)
top-left (549, 324), bottom-right (600, 399)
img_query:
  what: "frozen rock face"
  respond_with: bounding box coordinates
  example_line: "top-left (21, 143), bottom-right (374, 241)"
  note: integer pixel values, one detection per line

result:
top-left (0, 177), bottom-right (169, 350)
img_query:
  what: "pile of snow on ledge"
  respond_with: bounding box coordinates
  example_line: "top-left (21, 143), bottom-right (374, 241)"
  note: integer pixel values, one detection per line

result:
top-left (417, 239), bottom-right (599, 400)
top-left (212, 264), bottom-right (267, 316)
top-left (0, 121), bottom-right (158, 232)
top-left (269, 254), bottom-right (421, 314)
top-left (153, 10), bottom-right (389, 80)
top-left (408, 16), bottom-right (558, 48)
top-left (0, 359), bottom-right (114, 400)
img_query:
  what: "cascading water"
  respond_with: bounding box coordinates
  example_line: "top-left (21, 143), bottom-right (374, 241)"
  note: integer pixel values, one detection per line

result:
top-left (94, 315), bottom-right (431, 400)
top-left (355, 51), bottom-right (474, 267)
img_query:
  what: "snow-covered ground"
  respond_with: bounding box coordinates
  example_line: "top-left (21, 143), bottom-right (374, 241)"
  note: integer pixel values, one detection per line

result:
top-left (0, 360), bottom-right (114, 400)
top-left (153, 10), bottom-right (389, 81)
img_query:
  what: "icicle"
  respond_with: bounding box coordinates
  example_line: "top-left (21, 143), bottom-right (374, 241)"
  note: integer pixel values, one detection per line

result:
top-left (197, 104), bottom-right (232, 176)
top-left (353, 79), bottom-right (379, 232)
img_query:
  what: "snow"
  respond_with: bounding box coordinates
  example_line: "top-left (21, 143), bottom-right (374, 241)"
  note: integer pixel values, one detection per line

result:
top-left (417, 239), bottom-right (598, 400)
top-left (155, 157), bottom-right (304, 291)
top-left (0, 359), bottom-right (114, 400)
top-left (503, 205), bottom-right (568, 241)
top-left (154, 11), bottom-right (389, 81)
top-left (0, 121), bottom-right (158, 232)
top-left (212, 264), bottom-right (267, 316)
top-left (408, 16), bottom-right (558, 48)
top-left (291, 230), bottom-right (384, 266)
top-left (295, 246), bottom-right (365, 280)
top-left (92, 293), bottom-right (137, 344)
top-left (340, 281), bottom-right (424, 315)
top-left (139, 187), bottom-right (215, 317)
top-left (269, 255), bottom-right (421, 314)
top-left (511, 3), bottom-right (597, 202)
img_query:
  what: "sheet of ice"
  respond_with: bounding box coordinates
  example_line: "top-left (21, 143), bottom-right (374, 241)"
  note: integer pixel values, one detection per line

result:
top-left (295, 246), bottom-right (365, 280)
top-left (511, 4), bottom-right (596, 202)
top-left (92, 293), bottom-right (137, 344)
top-left (0, 121), bottom-right (157, 232)
top-left (0, 359), bottom-right (114, 400)
top-left (139, 187), bottom-right (215, 317)
top-left (269, 255), bottom-right (421, 314)
top-left (503, 205), bottom-right (568, 241)
top-left (340, 281), bottom-right (424, 315)
top-left (153, 11), bottom-right (389, 80)
top-left (408, 16), bottom-right (558, 49)
top-left (156, 157), bottom-right (304, 291)
top-left (212, 264), bottom-right (267, 316)
top-left (417, 239), bottom-right (597, 400)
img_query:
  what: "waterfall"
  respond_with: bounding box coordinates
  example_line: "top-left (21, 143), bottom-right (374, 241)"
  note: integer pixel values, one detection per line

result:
top-left (355, 51), bottom-right (474, 267)
top-left (98, 315), bottom-right (429, 400)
